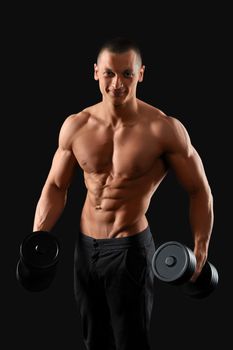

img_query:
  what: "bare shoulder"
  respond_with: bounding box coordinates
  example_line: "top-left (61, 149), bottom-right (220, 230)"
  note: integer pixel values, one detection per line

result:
top-left (161, 115), bottom-right (193, 155)
top-left (61, 110), bottom-right (91, 130)
top-left (139, 99), bottom-right (167, 120)
top-left (161, 115), bottom-right (190, 137)
top-left (142, 101), bottom-right (192, 155)
top-left (58, 109), bottom-right (92, 149)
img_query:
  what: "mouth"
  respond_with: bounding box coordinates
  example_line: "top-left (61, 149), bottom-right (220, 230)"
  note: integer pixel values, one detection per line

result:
top-left (109, 89), bottom-right (126, 97)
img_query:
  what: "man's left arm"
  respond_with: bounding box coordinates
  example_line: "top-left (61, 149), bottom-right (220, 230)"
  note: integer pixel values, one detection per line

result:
top-left (164, 117), bottom-right (214, 281)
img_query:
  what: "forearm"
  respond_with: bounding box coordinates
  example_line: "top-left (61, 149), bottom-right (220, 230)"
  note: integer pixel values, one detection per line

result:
top-left (33, 183), bottom-right (67, 232)
top-left (189, 188), bottom-right (214, 253)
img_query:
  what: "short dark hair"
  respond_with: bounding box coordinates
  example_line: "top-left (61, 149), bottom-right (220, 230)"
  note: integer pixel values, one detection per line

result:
top-left (97, 36), bottom-right (143, 66)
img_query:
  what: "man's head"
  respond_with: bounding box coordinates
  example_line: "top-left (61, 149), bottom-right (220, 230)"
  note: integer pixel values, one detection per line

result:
top-left (96, 37), bottom-right (143, 67)
top-left (94, 37), bottom-right (145, 106)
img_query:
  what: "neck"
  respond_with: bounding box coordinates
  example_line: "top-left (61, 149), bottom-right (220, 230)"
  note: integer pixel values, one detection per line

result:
top-left (101, 97), bottom-right (139, 127)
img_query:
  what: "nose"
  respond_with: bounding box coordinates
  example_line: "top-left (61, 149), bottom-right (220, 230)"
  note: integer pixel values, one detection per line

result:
top-left (112, 76), bottom-right (123, 89)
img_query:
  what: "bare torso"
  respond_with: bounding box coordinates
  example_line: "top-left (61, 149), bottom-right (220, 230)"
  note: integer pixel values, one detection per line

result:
top-left (72, 100), bottom-right (169, 238)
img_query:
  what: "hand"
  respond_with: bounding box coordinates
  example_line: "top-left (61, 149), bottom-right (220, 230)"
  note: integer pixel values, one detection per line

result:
top-left (190, 247), bottom-right (207, 282)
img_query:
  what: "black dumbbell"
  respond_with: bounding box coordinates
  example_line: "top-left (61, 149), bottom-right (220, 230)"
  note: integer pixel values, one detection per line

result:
top-left (16, 231), bottom-right (60, 292)
top-left (151, 241), bottom-right (218, 298)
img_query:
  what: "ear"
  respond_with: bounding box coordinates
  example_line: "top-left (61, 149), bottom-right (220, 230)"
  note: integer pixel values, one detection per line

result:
top-left (94, 63), bottom-right (99, 81)
top-left (138, 65), bottom-right (145, 82)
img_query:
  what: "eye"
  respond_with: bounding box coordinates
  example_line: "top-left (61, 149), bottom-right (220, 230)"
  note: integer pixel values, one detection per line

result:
top-left (124, 70), bottom-right (134, 78)
top-left (103, 70), bottom-right (114, 77)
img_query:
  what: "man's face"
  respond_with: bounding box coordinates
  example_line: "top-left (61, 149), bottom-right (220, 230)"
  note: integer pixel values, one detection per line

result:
top-left (94, 49), bottom-right (145, 106)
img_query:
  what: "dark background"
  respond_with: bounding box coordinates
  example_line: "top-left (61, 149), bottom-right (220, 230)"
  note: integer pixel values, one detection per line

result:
top-left (4, 3), bottom-right (231, 349)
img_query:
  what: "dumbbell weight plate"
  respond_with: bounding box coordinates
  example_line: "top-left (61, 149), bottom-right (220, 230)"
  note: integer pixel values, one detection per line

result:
top-left (180, 261), bottom-right (219, 298)
top-left (20, 231), bottom-right (59, 269)
top-left (16, 231), bottom-right (60, 292)
top-left (151, 241), bottom-right (196, 285)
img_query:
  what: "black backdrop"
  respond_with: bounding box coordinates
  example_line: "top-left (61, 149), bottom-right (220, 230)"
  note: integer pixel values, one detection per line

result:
top-left (4, 3), bottom-right (231, 349)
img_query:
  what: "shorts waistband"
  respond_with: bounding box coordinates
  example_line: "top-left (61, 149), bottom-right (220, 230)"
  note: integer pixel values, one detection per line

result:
top-left (78, 226), bottom-right (153, 250)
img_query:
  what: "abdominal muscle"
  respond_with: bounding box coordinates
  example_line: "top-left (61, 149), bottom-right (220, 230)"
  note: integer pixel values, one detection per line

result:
top-left (80, 171), bottom-right (162, 239)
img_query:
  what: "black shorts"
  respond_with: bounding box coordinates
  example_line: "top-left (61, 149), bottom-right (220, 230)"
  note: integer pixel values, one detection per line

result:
top-left (74, 226), bottom-right (156, 350)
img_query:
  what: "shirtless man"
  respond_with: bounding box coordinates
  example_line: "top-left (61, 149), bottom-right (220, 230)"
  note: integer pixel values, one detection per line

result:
top-left (32, 37), bottom-right (213, 350)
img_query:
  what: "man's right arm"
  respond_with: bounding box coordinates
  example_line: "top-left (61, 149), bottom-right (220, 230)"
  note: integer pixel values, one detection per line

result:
top-left (33, 115), bottom-right (78, 232)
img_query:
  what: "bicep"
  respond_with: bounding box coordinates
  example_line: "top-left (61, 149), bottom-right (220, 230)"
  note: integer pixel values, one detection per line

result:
top-left (166, 146), bottom-right (210, 194)
top-left (45, 115), bottom-right (79, 190)
top-left (45, 147), bottom-right (77, 190)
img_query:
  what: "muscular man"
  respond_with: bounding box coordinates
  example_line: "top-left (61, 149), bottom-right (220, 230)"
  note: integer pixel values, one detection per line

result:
top-left (33, 37), bottom-right (213, 350)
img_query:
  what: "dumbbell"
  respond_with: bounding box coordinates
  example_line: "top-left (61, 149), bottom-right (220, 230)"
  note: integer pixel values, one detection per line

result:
top-left (151, 241), bottom-right (219, 298)
top-left (16, 231), bottom-right (60, 292)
